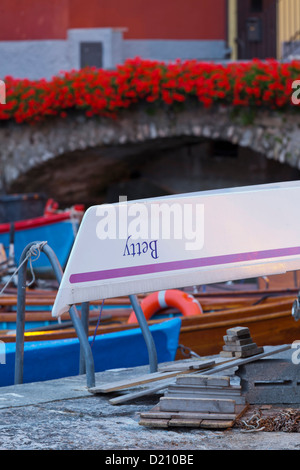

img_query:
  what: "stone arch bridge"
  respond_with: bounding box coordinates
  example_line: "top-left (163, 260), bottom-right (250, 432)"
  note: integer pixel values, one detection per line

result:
top-left (1, 106), bottom-right (300, 207)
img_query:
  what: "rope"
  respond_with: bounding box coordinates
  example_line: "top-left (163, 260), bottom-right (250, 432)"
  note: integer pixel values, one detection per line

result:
top-left (0, 241), bottom-right (48, 296)
top-left (90, 299), bottom-right (105, 348)
top-left (27, 242), bottom-right (47, 287)
top-left (235, 407), bottom-right (300, 433)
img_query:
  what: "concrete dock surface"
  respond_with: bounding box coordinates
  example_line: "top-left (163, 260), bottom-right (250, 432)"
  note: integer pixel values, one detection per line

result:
top-left (0, 355), bottom-right (300, 451)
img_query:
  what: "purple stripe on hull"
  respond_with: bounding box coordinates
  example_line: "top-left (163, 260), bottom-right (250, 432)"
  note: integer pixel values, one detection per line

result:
top-left (69, 246), bottom-right (300, 284)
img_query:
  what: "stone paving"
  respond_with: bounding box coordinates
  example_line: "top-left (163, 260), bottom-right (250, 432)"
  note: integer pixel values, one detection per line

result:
top-left (0, 362), bottom-right (299, 451)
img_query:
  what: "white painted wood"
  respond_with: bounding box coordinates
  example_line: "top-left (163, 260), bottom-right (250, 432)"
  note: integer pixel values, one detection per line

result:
top-left (160, 396), bottom-right (236, 413)
top-left (52, 181), bottom-right (300, 317)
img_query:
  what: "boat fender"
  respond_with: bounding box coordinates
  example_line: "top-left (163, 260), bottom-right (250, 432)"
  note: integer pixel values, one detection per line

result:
top-left (127, 289), bottom-right (203, 324)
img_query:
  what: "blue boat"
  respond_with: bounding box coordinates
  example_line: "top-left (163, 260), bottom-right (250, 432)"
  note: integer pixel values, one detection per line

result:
top-left (0, 318), bottom-right (182, 386)
top-left (0, 194), bottom-right (84, 274)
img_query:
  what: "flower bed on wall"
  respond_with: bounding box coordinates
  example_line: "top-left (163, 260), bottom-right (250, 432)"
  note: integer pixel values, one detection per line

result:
top-left (1, 58), bottom-right (300, 124)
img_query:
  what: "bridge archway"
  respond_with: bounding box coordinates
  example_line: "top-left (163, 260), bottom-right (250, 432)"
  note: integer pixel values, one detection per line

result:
top-left (2, 107), bottom-right (300, 206)
top-left (9, 136), bottom-right (300, 207)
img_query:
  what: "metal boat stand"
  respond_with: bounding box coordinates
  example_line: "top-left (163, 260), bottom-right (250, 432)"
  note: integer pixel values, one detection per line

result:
top-left (14, 241), bottom-right (158, 389)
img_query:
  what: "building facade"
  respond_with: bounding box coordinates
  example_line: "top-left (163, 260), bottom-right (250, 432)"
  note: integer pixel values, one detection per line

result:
top-left (0, 0), bottom-right (298, 79)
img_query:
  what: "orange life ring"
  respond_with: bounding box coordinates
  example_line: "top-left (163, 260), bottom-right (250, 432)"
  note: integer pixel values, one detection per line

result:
top-left (127, 289), bottom-right (203, 324)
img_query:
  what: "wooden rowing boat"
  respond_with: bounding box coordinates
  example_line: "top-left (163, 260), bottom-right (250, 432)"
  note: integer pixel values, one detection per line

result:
top-left (0, 285), bottom-right (299, 359)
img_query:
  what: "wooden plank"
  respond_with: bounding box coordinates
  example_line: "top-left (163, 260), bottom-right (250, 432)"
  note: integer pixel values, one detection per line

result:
top-left (167, 384), bottom-right (241, 394)
top-left (200, 419), bottom-right (234, 429)
top-left (223, 343), bottom-right (258, 352)
top-left (140, 410), bottom-right (238, 420)
top-left (139, 417), bottom-right (234, 429)
top-left (140, 403), bottom-right (248, 420)
top-left (233, 347), bottom-right (264, 358)
top-left (109, 378), bottom-right (174, 405)
top-left (223, 336), bottom-right (253, 345)
top-left (165, 391), bottom-right (246, 405)
top-left (220, 351), bottom-right (238, 358)
top-left (204, 345), bottom-right (291, 375)
top-left (168, 418), bottom-right (202, 427)
top-left (165, 388), bottom-right (241, 395)
top-left (160, 397), bottom-right (236, 414)
top-left (226, 327), bottom-right (250, 337)
top-left (139, 419), bottom-right (169, 428)
top-left (165, 387), bottom-right (241, 396)
top-left (159, 359), bottom-right (215, 372)
top-left (89, 370), bottom-right (189, 394)
top-left (220, 346), bottom-right (265, 358)
top-left (140, 411), bottom-right (175, 420)
top-left (176, 374), bottom-right (230, 387)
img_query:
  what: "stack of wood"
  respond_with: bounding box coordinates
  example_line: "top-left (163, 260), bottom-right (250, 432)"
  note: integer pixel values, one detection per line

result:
top-left (165, 374), bottom-right (245, 405)
top-left (139, 374), bottom-right (248, 429)
top-left (219, 326), bottom-right (264, 358)
top-left (89, 344), bottom-right (291, 429)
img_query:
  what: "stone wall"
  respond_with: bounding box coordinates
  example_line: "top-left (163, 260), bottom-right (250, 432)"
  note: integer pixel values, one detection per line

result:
top-left (1, 105), bottom-right (300, 205)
